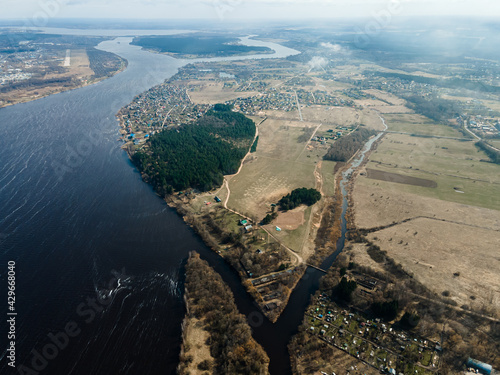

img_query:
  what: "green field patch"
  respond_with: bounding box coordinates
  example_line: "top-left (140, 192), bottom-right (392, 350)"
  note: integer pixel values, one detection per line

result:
top-left (366, 168), bottom-right (437, 188)
top-left (421, 350), bottom-right (433, 366)
top-left (214, 209), bottom-right (245, 235)
top-left (320, 160), bottom-right (338, 197)
top-left (383, 113), bottom-right (462, 137)
top-left (365, 134), bottom-right (500, 209)
top-left (362, 164), bottom-right (500, 210)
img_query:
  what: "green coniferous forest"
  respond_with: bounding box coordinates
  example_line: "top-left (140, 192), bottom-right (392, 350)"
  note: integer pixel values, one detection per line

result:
top-left (278, 188), bottom-right (321, 211)
top-left (132, 106), bottom-right (255, 195)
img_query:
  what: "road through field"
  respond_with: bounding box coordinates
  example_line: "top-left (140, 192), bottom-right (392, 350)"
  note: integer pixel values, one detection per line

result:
top-left (221, 119), bottom-right (262, 209)
top-left (218, 118), bottom-right (304, 266)
top-left (295, 123), bottom-right (322, 162)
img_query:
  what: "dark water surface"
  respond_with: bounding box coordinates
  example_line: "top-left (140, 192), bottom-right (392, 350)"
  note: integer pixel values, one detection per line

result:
top-left (0, 34), bottom-right (376, 375)
top-left (0, 35), bottom-right (302, 375)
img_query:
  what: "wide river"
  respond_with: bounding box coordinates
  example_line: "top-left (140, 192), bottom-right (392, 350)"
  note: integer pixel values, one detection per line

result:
top-left (0, 33), bottom-right (378, 375)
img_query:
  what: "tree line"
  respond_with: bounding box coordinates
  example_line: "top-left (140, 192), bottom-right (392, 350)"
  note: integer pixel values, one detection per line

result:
top-left (404, 94), bottom-right (463, 123)
top-left (323, 128), bottom-right (377, 162)
top-left (278, 187), bottom-right (322, 211)
top-left (476, 141), bottom-right (500, 164)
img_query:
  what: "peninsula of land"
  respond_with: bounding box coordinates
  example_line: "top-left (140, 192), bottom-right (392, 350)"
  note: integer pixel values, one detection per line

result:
top-left (0, 31), bottom-right (126, 108)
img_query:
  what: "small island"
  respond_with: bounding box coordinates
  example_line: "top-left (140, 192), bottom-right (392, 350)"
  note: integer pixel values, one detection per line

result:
top-left (131, 35), bottom-right (274, 58)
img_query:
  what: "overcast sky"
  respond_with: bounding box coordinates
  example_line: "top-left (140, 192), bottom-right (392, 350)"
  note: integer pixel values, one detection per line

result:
top-left (2, 0), bottom-right (500, 21)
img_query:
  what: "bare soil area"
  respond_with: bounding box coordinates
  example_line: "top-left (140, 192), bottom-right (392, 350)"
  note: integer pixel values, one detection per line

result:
top-left (180, 317), bottom-right (214, 373)
top-left (274, 206), bottom-right (306, 230)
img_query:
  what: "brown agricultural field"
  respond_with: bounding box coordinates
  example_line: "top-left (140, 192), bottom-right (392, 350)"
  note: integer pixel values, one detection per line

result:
top-left (382, 113), bottom-right (463, 137)
top-left (352, 183), bottom-right (500, 230)
top-left (350, 122), bottom-right (500, 316)
top-left (366, 218), bottom-right (500, 313)
top-left (363, 89), bottom-right (407, 106)
top-left (188, 82), bottom-right (258, 104)
top-left (365, 133), bottom-right (500, 209)
top-left (352, 180), bottom-right (500, 315)
top-left (226, 118), bottom-right (318, 220)
top-left (365, 168), bottom-right (437, 188)
top-left (225, 116), bottom-right (329, 256)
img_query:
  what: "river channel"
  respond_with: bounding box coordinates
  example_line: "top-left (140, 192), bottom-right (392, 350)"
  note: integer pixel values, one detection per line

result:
top-left (0, 32), bottom-right (382, 375)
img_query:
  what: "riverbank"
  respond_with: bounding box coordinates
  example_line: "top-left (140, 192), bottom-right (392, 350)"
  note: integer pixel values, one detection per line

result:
top-left (165, 193), bottom-right (306, 323)
top-left (0, 35), bottom-right (218, 375)
top-left (112, 40), bottom-right (400, 373)
top-left (0, 63), bottom-right (127, 109)
top-left (0, 45), bottom-right (127, 109)
top-left (117, 101), bottom-right (311, 322)
top-left (138, 47), bottom-right (275, 60)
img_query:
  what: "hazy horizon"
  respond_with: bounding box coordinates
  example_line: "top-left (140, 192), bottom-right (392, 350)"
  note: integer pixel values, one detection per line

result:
top-left (2, 0), bottom-right (500, 23)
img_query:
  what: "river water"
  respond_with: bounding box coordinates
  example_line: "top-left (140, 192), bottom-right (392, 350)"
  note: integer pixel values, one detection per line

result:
top-left (0, 33), bottom-right (380, 375)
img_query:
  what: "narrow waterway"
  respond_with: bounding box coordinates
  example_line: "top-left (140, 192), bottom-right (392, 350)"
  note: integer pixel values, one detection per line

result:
top-left (208, 121), bottom-right (388, 374)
